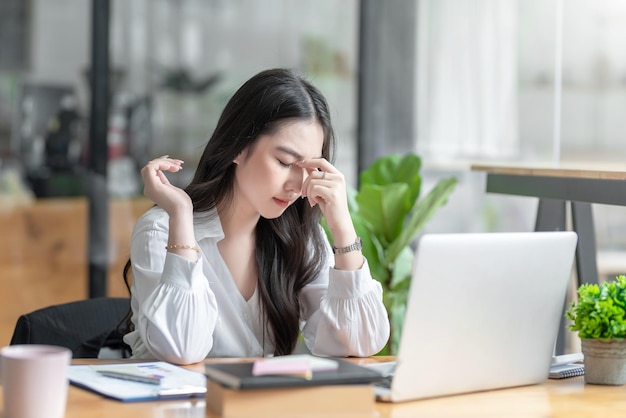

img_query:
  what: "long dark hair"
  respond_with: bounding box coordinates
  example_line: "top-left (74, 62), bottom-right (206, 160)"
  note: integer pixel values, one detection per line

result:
top-left (122, 68), bottom-right (336, 356)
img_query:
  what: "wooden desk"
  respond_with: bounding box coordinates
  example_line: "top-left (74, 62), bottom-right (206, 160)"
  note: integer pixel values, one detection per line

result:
top-left (2, 358), bottom-right (626, 417)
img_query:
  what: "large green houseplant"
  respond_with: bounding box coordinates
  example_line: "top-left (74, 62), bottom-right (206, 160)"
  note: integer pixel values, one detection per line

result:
top-left (326, 153), bottom-right (457, 354)
top-left (566, 274), bottom-right (626, 385)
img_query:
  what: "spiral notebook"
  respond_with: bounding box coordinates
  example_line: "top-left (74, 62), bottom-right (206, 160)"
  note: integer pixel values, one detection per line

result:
top-left (549, 363), bottom-right (585, 379)
top-left (549, 353), bottom-right (585, 379)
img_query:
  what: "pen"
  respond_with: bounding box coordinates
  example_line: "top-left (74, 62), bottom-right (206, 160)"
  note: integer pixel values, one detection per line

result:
top-left (97, 370), bottom-right (162, 385)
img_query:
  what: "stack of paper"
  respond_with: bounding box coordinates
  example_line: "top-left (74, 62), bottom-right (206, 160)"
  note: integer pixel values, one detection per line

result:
top-left (67, 361), bottom-right (207, 402)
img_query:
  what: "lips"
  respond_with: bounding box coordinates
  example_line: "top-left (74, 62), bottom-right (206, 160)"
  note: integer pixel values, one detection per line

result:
top-left (273, 197), bottom-right (291, 208)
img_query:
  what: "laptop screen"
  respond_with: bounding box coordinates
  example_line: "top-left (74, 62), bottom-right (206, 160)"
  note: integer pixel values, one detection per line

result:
top-left (385, 231), bottom-right (577, 402)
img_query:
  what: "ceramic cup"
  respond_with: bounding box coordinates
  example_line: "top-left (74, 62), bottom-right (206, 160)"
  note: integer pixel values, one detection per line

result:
top-left (0, 344), bottom-right (72, 418)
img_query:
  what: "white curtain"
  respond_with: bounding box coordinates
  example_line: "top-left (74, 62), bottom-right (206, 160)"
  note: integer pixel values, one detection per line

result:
top-left (416, 0), bottom-right (519, 161)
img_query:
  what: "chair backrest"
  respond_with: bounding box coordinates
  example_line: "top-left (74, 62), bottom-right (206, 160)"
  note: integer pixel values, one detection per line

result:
top-left (9, 297), bottom-right (130, 358)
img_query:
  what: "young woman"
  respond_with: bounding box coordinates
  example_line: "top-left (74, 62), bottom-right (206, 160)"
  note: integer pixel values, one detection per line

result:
top-left (123, 68), bottom-right (390, 364)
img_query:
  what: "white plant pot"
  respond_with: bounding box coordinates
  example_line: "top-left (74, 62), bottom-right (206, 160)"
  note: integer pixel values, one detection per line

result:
top-left (581, 339), bottom-right (626, 385)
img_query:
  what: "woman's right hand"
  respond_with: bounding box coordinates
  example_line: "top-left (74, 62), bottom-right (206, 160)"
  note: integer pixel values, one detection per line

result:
top-left (141, 155), bottom-right (192, 215)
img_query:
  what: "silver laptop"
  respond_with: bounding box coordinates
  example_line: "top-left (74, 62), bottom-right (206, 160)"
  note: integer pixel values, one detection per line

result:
top-left (373, 231), bottom-right (578, 402)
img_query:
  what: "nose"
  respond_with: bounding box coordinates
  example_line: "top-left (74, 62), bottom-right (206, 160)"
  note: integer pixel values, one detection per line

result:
top-left (285, 165), bottom-right (306, 195)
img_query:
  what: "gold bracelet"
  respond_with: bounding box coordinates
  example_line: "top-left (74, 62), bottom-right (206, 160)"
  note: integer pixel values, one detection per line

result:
top-left (165, 244), bottom-right (200, 253)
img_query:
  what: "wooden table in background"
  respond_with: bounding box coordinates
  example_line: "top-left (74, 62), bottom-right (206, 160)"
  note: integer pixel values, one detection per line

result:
top-left (472, 163), bottom-right (626, 286)
top-left (472, 163), bottom-right (626, 354)
top-left (2, 357), bottom-right (626, 417)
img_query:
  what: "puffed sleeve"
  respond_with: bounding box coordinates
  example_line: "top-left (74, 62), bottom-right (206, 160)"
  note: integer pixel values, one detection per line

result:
top-left (299, 253), bottom-right (391, 357)
top-left (127, 211), bottom-right (218, 365)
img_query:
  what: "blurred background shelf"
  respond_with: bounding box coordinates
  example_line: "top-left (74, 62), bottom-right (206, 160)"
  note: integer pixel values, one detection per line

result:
top-left (0, 196), bottom-right (152, 346)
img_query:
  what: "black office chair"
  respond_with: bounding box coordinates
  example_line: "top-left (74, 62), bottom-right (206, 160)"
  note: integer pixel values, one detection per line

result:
top-left (9, 297), bottom-right (132, 358)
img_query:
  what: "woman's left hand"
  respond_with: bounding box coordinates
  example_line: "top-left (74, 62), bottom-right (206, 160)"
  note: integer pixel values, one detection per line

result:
top-left (297, 159), bottom-right (354, 237)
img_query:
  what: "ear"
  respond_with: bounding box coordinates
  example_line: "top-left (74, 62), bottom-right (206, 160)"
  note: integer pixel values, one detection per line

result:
top-left (233, 150), bottom-right (246, 165)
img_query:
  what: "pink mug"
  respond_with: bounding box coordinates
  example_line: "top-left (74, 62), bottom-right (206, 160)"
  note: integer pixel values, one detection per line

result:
top-left (1, 344), bottom-right (72, 418)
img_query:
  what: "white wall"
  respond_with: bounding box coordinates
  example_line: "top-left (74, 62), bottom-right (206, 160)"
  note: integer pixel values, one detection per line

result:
top-left (28, 0), bottom-right (90, 99)
top-left (519, 0), bottom-right (626, 158)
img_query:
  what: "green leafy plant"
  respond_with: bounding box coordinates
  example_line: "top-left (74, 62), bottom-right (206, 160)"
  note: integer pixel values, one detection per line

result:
top-left (325, 153), bottom-right (457, 354)
top-left (566, 275), bottom-right (626, 340)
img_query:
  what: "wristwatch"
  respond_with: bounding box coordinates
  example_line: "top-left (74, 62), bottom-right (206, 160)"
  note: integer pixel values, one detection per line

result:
top-left (332, 237), bottom-right (363, 254)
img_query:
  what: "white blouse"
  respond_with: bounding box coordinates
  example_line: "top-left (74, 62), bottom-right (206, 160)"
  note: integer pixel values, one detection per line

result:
top-left (123, 206), bottom-right (390, 365)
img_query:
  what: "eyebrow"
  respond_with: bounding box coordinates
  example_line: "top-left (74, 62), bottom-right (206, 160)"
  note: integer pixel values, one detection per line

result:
top-left (275, 146), bottom-right (322, 160)
top-left (275, 146), bottom-right (304, 160)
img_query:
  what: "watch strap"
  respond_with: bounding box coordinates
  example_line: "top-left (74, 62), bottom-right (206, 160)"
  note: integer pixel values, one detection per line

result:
top-left (332, 237), bottom-right (363, 254)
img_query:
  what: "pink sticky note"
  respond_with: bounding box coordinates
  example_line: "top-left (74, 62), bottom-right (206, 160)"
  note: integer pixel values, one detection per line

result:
top-left (252, 359), bottom-right (312, 378)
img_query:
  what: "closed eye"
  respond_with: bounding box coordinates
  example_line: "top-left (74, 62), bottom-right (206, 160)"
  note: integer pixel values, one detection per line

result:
top-left (278, 159), bottom-right (294, 168)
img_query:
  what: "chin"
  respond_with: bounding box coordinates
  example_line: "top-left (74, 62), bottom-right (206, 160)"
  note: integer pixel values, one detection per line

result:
top-left (260, 205), bottom-right (290, 220)
top-left (262, 210), bottom-right (286, 220)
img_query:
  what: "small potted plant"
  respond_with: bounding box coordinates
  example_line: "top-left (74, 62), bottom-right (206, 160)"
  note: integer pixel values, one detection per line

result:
top-left (566, 274), bottom-right (626, 385)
